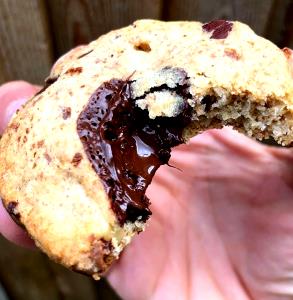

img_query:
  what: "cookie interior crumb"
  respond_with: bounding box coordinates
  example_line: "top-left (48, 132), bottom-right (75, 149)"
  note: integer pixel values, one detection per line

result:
top-left (133, 68), bottom-right (292, 145)
top-left (185, 90), bottom-right (291, 145)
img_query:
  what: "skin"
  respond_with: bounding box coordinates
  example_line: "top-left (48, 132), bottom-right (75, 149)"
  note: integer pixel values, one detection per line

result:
top-left (1, 81), bottom-right (293, 300)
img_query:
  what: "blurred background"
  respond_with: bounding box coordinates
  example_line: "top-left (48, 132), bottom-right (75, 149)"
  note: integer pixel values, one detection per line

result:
top-left (0, 0), bottom-right (292, 85)
top-left (0, 0), bottom-right (292, 299)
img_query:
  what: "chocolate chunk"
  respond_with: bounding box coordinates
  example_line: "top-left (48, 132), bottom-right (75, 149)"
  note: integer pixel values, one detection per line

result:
top-left (35, 75), bottom-right (59, 96)
top-left (6, 201), bottom-right (24, 228)
top-left (37, 140), bottom-right (44, 148)
top-left (77, 49), bottom-right (93, 59)
top-left (90, 238), bottom-right (114, 273)
top-left (7, 201), bottom-right (20, 219)
top-left (65, 67), bottom-right (83, 75)
top-left (134, 42), bottom-right (151, 52)
top-left (71, 153), bottom-right (83, 166)
top-left (77, 74), bottom-right (192, 224)
top-left (70, 238), bottom-right (114, 276)
top-left (45, 76), bottom-right (59, 85)
top-left (44, 153), bottom-right (52, 163)
top-left (201, 95), bottom-right (217, 112)
top-left (62, 107), bottom-right (72, 120)
top-left (202, 20), bottom-right (233, 39)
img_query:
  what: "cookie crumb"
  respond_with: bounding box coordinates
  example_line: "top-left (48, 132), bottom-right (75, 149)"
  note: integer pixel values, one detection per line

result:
top-left (132, 67), bottom-right (191, 118)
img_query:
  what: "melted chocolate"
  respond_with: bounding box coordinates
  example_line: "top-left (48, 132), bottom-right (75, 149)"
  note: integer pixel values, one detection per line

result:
top-left (77, 77), bottom-right (192, 224)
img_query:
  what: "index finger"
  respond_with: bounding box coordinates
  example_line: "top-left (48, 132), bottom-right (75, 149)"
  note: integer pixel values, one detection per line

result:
top-left (0, 81), bottom-right (39, 248)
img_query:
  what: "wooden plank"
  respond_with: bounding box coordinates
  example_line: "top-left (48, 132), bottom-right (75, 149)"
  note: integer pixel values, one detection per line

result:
top-left (0, 236), bottom-right (99, 300)
top-left (163, 0), bottom-right (275, 35)
top-left (0, 0), bottom-right (53, 85)
top-left (0, 236), bottom-right (61, 300)
top-left (47, 0), bottom-right (162, 58)
top-left (49, 263), bottom-right (98, 300)
top-left (265, 0), bottom-right (293, 48)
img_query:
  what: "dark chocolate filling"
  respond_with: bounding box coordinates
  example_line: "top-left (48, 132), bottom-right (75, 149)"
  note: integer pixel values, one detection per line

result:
top-left (77, 76), bottom-right (192, 224)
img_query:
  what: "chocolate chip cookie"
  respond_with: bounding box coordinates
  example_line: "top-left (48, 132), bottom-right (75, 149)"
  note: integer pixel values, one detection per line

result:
top-left (0, 20), bottom-right (292, 279)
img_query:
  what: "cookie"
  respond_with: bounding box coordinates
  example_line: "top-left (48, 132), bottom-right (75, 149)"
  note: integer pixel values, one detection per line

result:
top-left (0, 19), bottom-right (292, 279)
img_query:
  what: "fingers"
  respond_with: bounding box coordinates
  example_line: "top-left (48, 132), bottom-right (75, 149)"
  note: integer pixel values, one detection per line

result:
top-left (0, 81), bottom-right (39, 248)
top-left (0, 81), bottom-right (40, 133)
top-left (173, 127), bottom-right (266, 160)
top-left (0, 201), bottom-right (35, 248)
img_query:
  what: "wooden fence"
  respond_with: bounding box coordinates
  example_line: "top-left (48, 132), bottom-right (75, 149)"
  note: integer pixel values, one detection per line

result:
top-left (0, 0), bottom-right (292, 299)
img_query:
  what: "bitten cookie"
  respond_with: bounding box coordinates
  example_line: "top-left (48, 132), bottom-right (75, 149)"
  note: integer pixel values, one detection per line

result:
top-left (0, 20), bottom-right (292, 279)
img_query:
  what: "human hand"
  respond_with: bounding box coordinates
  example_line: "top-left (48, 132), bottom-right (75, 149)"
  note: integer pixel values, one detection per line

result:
top-left (106, 47), bottom-right (293, 300)
top-left (107, 47), bottom-right (293, 300)
top-left (108, 128), bottom-right (293, 300)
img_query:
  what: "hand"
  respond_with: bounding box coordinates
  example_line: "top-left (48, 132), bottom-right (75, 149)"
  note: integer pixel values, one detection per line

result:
top-left (0, 81), bottom-right (39, 248)
top-left (1, 81), bottom-right (293, 300)
top-left (108, 129), bottom-right (293, 300)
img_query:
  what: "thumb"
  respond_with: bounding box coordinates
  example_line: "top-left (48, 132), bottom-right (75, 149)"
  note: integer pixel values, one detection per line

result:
top-left (0, 81), bottom-right (39, 248)
top-left (0, 81), bottom-right (40, 134)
